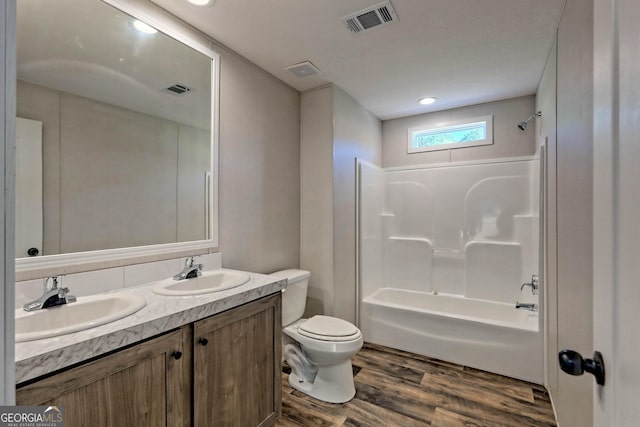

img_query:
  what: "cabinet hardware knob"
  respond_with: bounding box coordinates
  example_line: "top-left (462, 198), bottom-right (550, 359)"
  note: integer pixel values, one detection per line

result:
top-left (172, 351), bottom-right (183, 360)
top-left (199, 337), bottom-right (208, 346)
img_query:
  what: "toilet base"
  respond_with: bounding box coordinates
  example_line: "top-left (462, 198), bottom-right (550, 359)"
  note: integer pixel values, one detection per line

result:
top-left (288, 360), bottom-right (356, 403)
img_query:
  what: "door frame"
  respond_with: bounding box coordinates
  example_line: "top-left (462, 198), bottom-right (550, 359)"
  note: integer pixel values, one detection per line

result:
top-left (592, 0), bottom-right (615, 421)
top-left (593, 0), bottom-right (640, 423)
top-left (0, 0), bottom-right (16, 405)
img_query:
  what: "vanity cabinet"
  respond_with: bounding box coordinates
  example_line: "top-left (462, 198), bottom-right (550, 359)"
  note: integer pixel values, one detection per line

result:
top-left (16, 329), bottom-right (188, 426)
top-left (193, 293), bottom-right (282, 427)
top-left (16, 293), bottom-right (282, 427)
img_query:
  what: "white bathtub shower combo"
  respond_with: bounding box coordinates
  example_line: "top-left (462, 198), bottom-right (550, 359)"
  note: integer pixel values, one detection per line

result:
top-left (357, 157), bottom-right (543, 383)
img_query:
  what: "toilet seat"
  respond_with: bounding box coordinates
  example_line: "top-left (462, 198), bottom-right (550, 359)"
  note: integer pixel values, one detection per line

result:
top-left (297, 315), bottom-right (361, 342)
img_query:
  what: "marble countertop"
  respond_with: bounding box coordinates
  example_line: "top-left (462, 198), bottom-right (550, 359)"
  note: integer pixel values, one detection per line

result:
top-left (15, 270), bottom-right (286, 384)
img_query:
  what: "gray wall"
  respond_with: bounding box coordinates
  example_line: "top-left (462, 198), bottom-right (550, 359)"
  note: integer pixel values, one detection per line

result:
top-left (300, 85), bottom-right (382, 321)
top-left (537, 0), bottom-right (594, 424)
top-left (16, 81), bottom-right (210, 255)
top-left (300, 86), bottom-right (334, 316)
top-left (332, 87), bottom-right (382, 323)
top-left (554, 0), bottom-right (594, 423)
top-left (382, 95), bottom-right (536, 167)
top-left (218, 51), bottom-right (300, 274)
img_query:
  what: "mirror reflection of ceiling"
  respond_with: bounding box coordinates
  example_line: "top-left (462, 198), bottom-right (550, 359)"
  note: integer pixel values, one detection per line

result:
top-left (17, 0), bottom-right (211, 130)
top-left (150, 0), bottom-right (565, 120)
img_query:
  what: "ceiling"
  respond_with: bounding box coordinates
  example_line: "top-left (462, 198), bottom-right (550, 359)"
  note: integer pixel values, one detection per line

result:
top-left (150, 0), bottom-right (565, 120)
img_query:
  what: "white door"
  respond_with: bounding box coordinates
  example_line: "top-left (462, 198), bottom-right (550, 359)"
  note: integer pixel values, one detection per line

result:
top-left (593, 0), bottom-right (640, 424)
top-left (15, 117), bottom-right (43, 258)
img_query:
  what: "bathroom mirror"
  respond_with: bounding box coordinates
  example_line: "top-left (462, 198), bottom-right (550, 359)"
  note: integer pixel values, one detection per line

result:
top-left (15, 0), bottom-right (219, 273)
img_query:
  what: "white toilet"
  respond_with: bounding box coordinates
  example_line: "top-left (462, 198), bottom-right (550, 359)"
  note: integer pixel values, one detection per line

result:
top-left (271, 269), bottom-right (363, 403)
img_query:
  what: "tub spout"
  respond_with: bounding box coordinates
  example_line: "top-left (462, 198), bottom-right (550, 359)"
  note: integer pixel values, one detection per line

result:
top-left (515, 302), bottom-right (538, 312)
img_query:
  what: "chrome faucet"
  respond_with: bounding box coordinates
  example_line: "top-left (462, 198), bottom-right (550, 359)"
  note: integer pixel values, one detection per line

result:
top-left (515, 302), bottom-right (538, 312)
top-left (23, 276), bottom-right (76, 312)
top-left (173, 256), bottom-right (203, 281)
top-left (521, 274), bottom-right (539, 295)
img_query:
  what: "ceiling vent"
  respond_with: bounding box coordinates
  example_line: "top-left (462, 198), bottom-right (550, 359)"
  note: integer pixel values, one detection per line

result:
top-left (283, 61), bottom-right (322, 78)
top-left (165, 83), bottom-right (191, 95)
top-left (340, 1), bottom-right (398, 34)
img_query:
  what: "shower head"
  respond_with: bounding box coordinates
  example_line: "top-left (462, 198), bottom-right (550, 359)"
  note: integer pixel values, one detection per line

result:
top-left (517, 111), bottom-right (542, 131)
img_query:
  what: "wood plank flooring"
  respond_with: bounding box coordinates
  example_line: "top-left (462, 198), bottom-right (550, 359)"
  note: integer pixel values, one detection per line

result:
top-left (276, 343), bottom-right (556, 427)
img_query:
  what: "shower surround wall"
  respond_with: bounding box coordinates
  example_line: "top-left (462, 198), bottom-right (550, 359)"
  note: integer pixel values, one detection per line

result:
top-left (358, 157), bottom-right (543, 383)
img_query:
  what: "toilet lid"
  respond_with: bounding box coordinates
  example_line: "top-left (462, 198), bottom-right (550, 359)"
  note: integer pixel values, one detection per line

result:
top-left (298, 315), bottom-right (360, 341)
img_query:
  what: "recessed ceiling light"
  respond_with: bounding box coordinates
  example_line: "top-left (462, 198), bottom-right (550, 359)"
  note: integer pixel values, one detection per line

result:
top-left (187, 0), bottom-right (213, 5)
top-left (133, 20), bottom-right (157, 34)
top-left (418, 97), bottom-right (438, 105)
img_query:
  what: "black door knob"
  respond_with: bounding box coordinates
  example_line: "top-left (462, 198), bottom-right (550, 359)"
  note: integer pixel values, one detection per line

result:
top-left (172, 351), bottom-right (183, 360)
top-left (199, 337), bottom-right (208, 346)
top-left (27, 247), bottom-right (39, 257)
top-left (558, 349), bottom-right (605, 385)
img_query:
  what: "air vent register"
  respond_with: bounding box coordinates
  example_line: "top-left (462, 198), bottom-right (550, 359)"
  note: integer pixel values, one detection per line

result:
top-left (340, 1), bottom-right (398, 34)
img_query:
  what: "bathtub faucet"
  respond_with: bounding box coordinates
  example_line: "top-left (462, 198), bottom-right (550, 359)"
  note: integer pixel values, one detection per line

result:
top-left (515, 302), bottom-right (538, 312)
top-left (520, 274), bottom-right (539, 295)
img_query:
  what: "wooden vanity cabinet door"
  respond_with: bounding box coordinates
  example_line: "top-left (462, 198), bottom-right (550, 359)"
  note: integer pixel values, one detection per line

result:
top-left (16, 328), bottom-right (189, 427)
top-left (193, 293), bottom-right (282, 427)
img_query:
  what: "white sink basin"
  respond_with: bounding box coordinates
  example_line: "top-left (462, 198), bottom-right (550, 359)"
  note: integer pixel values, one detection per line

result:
top-left (15, 293), bottom-right (146, 343)
top-left (152, 270), bottom-right (250, 296)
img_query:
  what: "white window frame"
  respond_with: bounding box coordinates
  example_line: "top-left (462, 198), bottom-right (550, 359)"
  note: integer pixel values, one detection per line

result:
top-left (407, 115), bottom-right (493, 154)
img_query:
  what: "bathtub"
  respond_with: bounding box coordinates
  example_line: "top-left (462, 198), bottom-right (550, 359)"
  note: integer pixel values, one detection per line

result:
top-left (360, 288), bottom-right (543, 383)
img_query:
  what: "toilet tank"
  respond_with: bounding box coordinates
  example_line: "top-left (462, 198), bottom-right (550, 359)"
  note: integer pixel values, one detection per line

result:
top-left (270, 269), bottom-right (310, 326)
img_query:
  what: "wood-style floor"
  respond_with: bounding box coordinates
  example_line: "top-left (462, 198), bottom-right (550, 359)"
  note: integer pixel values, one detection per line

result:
top-left (276, 343), bottom-right (556, 427)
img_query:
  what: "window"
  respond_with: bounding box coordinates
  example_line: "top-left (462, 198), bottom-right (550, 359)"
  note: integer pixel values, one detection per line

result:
top-left (407, 115), bottom-right (493, 153)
